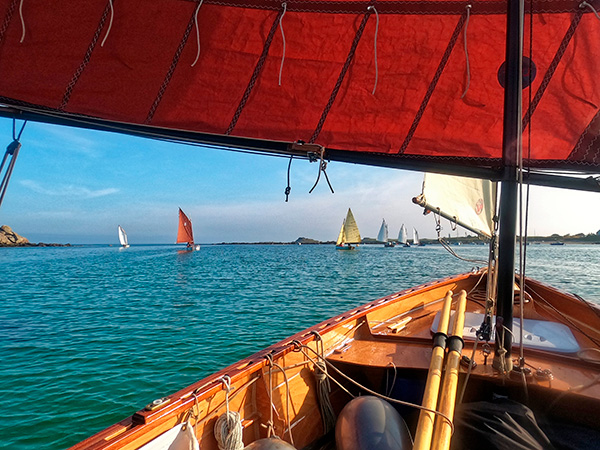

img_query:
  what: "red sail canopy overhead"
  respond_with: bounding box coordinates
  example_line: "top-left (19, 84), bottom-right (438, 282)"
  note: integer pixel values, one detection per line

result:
top-left (0, 0), bottom-right (598, 172)
top-left (176, 208), bottom-right (194, 245)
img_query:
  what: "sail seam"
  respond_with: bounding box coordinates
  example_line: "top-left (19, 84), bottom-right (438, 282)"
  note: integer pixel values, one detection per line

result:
top-left (0, 0), bottom-right (19, 45)
top-left (145, 4), bottom-right (198, 124)
top-left (398, 12), bottom-right (467, 154)
top-left (59, 2), bottom-right (112, 111)
top-left (182, 0), bottom-right (583, 16)
top-left (226, 8), bottom-right (284, 135)
top-left (522, 8), bottom-right (584, 131)
top-left (309, 7), bottom-right (372, 144)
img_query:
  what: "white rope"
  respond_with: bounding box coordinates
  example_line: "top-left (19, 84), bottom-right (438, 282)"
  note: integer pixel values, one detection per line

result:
top-left (367, 6), bottom-right (379, 95)
top-left (101, 0), bottom-right (114, 47)
top-left (214, 376), bottom-right (244, 450)
top-left (580, 1), bottom-right (600, 19)
top-left (278, 3), bottom-right (287, 86)
top-left (461, 4), bottom-right (472, 99)
top-left (191, 0), bottom-right (205, 67)
top-left (18, 0), bottom-right (25, 43)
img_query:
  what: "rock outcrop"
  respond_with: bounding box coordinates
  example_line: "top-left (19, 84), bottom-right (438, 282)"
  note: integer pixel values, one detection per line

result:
top-left (0, 225), bottom-right (30, 246)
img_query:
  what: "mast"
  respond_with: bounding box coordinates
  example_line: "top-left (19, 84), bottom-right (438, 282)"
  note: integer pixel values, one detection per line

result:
top-left (494, 0), bottom-right (524, 372)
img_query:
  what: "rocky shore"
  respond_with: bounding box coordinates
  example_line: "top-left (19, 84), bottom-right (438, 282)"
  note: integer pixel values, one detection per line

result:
top-left (0, 225), bottom-right (69, 247)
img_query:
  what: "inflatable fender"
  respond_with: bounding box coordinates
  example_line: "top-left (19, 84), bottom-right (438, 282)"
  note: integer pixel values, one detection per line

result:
top-left (336, 396), bottom-right (412, 450)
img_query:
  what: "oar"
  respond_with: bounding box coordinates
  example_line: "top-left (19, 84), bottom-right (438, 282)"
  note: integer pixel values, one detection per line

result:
top-left (412, 290), bottom-right (454, 450)
top-left (431, 289), bottom-right (468, 450)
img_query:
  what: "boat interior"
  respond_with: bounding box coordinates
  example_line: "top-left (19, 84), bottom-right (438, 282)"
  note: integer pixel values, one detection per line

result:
top-left (70, 270), bottom-right (600, 450)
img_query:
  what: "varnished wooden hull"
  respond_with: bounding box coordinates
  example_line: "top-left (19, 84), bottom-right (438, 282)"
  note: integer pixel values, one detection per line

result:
top-left (69, 271), bottom-right (600, 450)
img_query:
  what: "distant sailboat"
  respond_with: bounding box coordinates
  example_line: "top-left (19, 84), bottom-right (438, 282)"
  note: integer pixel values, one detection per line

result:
top-left (398, 224), bottom-right (410, 247)
top-left (336, 208), bottom-right (361, 250)
top-left (377, 219), bottom-right (395, 247)
top-left (177, 208), bottom-right (200, 251)
top-left (117, 225), bottom-right (129, 248)
top-left (413, 227), bottom-right (421, 246)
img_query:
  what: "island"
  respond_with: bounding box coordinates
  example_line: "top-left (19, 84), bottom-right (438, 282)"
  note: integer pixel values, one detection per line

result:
top-left (0, 225), bottom-right (70, 247)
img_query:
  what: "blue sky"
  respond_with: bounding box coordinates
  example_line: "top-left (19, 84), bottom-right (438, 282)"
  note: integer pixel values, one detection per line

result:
top-left (0, 117), bottom-right (598, 244)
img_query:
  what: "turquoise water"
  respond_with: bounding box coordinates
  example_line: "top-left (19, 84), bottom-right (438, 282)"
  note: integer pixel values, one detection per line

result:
top-left (1, 244), bottom-right (598, 449)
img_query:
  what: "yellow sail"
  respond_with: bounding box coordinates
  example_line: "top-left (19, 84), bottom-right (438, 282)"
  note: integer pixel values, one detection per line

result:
top-left (336, 220), bottom-right (346, 246)
top-left (343, 208), bottom-right (361, 244)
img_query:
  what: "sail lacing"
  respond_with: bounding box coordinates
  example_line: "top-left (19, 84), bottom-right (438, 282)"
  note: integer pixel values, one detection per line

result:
top-left (461, 5), bottom-right (472, 99)
top-left (226, 9), bottom-right (284, 135)
top-left (580, 1), bottom-right (600, 19)
top-left (214, 375), bottom-right (244, 450)
top-left (18, 0), bottom-right (24, 42)
top-left (100, 0), bottom-right (114, 47)
top-left (367, 6), bottom-right (379, 95)
top-left (191, 0), bottom-right (205, 67)
top-left (278, 3), bottom-right (287, 85)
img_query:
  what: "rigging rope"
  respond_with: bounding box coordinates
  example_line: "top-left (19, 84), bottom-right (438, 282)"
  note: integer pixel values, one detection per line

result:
top-left (0, 119), bottom-right (26, 210)
top-left (100, 0), bottom-right (114, 47)
top-left (214, 376), bottom-right (244, 450)
top-left (461, 5), bottom-right (471, 99)
top-left (191, 0), bottom-right (205, 67)
top-left (292, 341), bottom-right (456, 435)
top-left (367, 6), bottom-right (379, 95)
top-left (18, 0), bottom-right (24, 42)
top-left (278, 3), bottom-right (287, 86)
top-left (308, 147), bottom-right (334, 194)
top-left (264, 353), bottom-right (295, 446)
top-left (580, 1), bottom-right (600, 19)
top-left (310, 331), bottom-right (336, 434)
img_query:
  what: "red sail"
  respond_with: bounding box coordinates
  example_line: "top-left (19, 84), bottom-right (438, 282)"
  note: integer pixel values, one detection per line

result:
top-left (176, 208), bottom-right (194, 245)
top-left (0, 0), bottom-right (598, 172)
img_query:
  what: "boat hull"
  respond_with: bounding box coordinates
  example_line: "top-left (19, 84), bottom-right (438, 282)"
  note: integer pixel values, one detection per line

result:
top-left (68, 272), bottom-right (600, 450)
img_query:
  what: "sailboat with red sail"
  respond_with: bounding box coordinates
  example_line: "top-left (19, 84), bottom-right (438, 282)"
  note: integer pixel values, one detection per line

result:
top-left (176, 208), bottom-right (200, 251)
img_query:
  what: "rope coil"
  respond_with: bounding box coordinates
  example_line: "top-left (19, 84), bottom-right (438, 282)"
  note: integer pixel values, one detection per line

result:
top-left (214, 376), bottom-right (244, 450)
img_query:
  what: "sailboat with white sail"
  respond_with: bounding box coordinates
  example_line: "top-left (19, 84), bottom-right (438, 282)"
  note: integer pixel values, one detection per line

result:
top-left (176, 208), bottom-right (200, 251)
top-left (117, 225), bottom-right (129, 248)
top-left (336, 208), bottom-right (361, 250)
top-left (377, 218), bottom-right (395, 247)
top-left (398, 224), bottom-right (410, 247)
top-left (412, 227), bottom-right (421, 246)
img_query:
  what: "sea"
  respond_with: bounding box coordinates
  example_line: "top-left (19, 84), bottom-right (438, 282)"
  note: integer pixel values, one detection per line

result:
top-left (1, 243), bottom-right (599, 449)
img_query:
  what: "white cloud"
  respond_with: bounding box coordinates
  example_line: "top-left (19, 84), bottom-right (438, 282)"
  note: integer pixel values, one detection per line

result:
top-left (19, 180), bottom-right (119, 198)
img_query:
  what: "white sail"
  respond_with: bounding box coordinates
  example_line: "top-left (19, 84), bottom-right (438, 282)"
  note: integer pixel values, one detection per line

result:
top-left (118, 225), bottom-right (129, 247)
top-left (416, 173), bottom-right (497, 238)
top-left (398, 224), bottom-right (408, 244)
top-left (377, 219), bottom-right (389, 243)
top-left (413, 228), bottom-right (420, 246)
